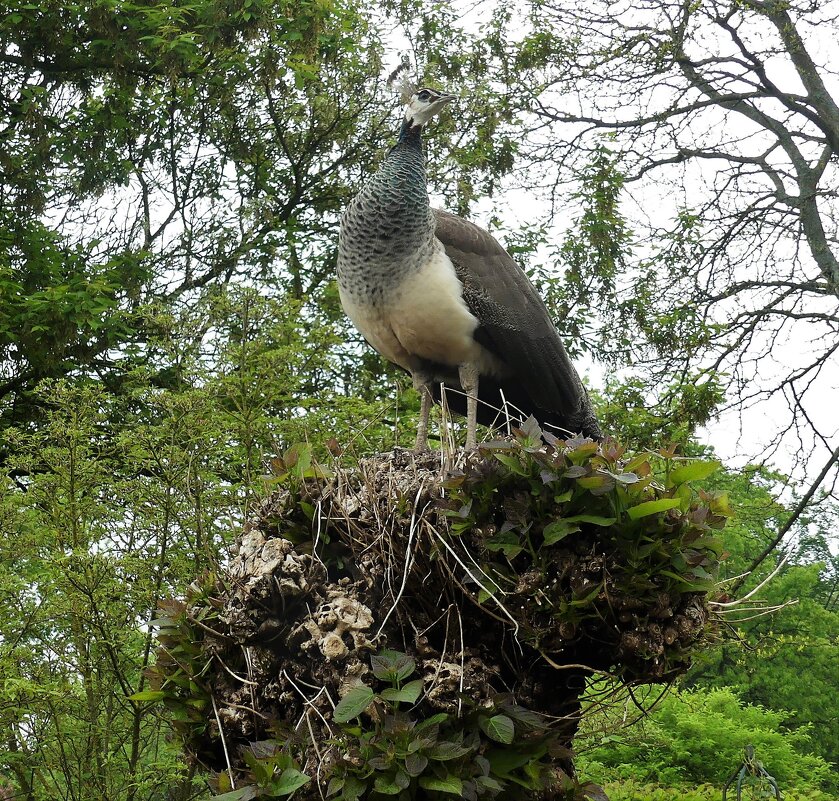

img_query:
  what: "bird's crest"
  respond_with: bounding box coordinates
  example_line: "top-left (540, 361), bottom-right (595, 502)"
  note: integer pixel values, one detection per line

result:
top-left (387, 55), bottom-right (417, 105)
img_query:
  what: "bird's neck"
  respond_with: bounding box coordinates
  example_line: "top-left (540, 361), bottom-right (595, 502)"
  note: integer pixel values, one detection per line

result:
top-left (347, 124), bottom-right (431, 244)
top-left (337, 118), bottom-right (435, 290)
top-left (397, 118), bottom-right (423, 146)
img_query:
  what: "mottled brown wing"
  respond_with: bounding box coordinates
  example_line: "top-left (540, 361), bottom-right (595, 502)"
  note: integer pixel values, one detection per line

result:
top-left (433, 208), bottom-right (601, 438)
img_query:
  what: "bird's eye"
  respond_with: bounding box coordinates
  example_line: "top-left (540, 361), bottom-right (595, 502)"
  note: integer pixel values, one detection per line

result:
top-left (417, 90), bottom-right (431, 101)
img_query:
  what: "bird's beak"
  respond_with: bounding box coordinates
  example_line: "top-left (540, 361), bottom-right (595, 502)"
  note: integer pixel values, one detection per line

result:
top-left (429, 94), bottom-right (456, 118)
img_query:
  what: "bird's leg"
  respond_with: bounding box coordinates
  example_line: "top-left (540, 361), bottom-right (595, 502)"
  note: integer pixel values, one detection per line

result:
top-left (458, 363), bottom-right (480, 450)
top-left (413, 374), bottom-right (433, 451)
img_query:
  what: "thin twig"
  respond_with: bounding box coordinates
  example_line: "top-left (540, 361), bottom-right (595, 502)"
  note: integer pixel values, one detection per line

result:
top-left (211, 695), bottom-right (235, 789)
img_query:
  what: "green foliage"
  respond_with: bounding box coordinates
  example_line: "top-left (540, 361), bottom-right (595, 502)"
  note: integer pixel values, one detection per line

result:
top-left (0, 0), bottom-right (393, 451)
top-left (213, 745), bottom-right (311, 800)
top-left (594, 375), bottom-right (726, 451)
top-left (594, 781), bottom-right (834, 801)
top-left (0, 381), bottom-right (219, 800)
top-left (550, 145), bottom-right (634, 361)
top-left (686, 566), bottom-right (839, 770)
top-left (179, 646), bottom-right (586, 801)
top-left (135, 591), bottom-right (216, 741)
top-left (327, 650), bottom-right (573, 801)
top-left (577, 687), bottom-right (834, 792)
top-left (443, 423), bottom-right (729, 678)
top-left (677, 464), bottom-right (839, 769)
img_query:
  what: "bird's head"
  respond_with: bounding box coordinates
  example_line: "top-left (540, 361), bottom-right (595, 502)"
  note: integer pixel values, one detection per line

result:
top-left (402, 87), bottom-right (457, 129)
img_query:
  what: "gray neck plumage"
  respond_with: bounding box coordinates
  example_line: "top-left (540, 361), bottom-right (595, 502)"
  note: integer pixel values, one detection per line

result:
top-left (338, 116), bottom-right (436, 285)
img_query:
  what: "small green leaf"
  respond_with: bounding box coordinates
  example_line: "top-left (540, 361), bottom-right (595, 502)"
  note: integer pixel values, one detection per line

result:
top-left (627, 498), bottom-right (681, 519)
top-left (371, 650), bottom-right (415, 682)
top-left (709, 492), bottom-right (733, 516)
top-left (623, 453), bottom-right (652, 472)
top-left (477, 583), bottom-right (498, 604)
top-left (484, 531), bottom-right (523, 558)
top-left (493, 452), bottom-right (528, 475)
top-left (273, 768), bottom-right (310, 796)
top-left (479, 714), bottom-right (515, 744)
top-left (689, 535), bottom-right (724, 554)
top-left (659, 569), bottom-right (716, 591)
top-left (211, 787), bottom-right (257, 801)
top-left (567, 441), bottom-right (599, 461)
top-left (476, 775), bottom-right (505, 792)
top-left (380, 679), bottom-right (424, 704)
top-left (501, 703), bottom-right (547, 730)
top-left (669, 459), bottom-right (720, 486)
top-left (404, 752), bottom-right (428, 777)
top-left (128, 690), bottom-right (166, 702)
top-left (341, 776), bottom-right (366, 801)
top-left (563, 514), bottom-right (617, 526)
top-left (487, 746), bottom-right (547, 781)
top-left (373, 775), bottom-right (402, 795)
top-left (577, 474), bottom-right (617, 495)
top-left (428, 740), bottom-right (471, 760)
top-left (333, 685), bottom-right (375, 722)
top-left (542, 520), bottom-right (579, 545)
top-left (419, 775), bottom-right (463, 795)
top-left (414, 712), bottom-right (450, 731)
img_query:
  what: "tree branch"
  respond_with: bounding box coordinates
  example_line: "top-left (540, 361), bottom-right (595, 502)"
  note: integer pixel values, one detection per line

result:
top-left (731, 442), bottom-right (839, 593)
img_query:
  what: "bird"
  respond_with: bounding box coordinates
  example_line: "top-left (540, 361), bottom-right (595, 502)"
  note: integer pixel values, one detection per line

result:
top-left (337, 73), bottom-right (601, 450)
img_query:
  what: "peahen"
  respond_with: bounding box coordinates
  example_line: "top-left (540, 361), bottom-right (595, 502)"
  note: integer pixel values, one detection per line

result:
top-left (337, 74), bottom-right (601, 449)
